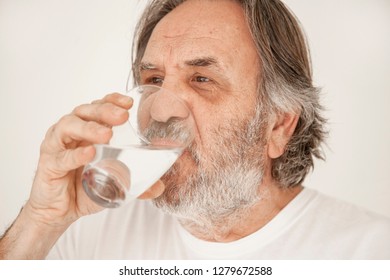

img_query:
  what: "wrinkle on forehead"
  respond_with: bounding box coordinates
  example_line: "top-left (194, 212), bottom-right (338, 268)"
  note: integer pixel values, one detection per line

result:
top-left (152, 0), bottom-right (249, 44)
top-left (142, 37), bottom-right (230, 72)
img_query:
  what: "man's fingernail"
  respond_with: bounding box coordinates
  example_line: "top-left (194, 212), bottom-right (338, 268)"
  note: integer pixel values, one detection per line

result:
top-left (120, 95), bottom-right (132, 104)
top-left (114, 107), bottom-right (126, 116)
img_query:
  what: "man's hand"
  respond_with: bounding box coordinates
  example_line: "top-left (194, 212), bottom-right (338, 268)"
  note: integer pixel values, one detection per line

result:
top-left (0, 92), bottom-right (166, 259)
top-left (26, 93), bottom-right (132, 227)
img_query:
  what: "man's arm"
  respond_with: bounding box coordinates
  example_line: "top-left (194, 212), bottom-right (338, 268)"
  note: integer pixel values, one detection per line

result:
top-left (0, 205), bottom-right (67, 259)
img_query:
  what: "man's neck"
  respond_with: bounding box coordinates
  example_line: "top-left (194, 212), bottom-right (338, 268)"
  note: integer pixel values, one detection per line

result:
top-left (179, 184), bottom-right (303, 242)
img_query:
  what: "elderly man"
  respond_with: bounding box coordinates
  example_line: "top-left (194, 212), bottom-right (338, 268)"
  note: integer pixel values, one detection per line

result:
top-left (1, 0), bottom-right (389, 259)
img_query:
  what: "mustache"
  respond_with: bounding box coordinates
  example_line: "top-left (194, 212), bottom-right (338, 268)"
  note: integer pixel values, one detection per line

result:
top-left (142, 119), bottom-right (193, 147)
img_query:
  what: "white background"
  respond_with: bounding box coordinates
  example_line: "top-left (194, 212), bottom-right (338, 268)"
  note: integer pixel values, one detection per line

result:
top-left (0, 0), bottom-right (389, 232)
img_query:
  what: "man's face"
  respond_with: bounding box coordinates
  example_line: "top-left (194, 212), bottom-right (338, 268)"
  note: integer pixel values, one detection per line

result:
top-left (138, 0), bottom-right (267, 224)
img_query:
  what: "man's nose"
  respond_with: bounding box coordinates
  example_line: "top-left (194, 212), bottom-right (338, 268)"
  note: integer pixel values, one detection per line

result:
top-left (150, 92), bottom-right (189, 123)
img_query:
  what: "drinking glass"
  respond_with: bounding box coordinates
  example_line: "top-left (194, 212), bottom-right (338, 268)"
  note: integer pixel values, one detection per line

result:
top-left (81, 85), bottom-right (194, 207)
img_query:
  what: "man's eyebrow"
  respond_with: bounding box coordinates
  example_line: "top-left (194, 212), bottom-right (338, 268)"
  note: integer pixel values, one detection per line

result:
top-left (138, 56), bottom-right (221, 71)
top-left (138, 62), bottom-right (157, 71)
top-left (185, 56), bottom-right (219, 67)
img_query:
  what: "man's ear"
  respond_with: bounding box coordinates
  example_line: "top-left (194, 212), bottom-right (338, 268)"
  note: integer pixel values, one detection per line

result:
top-left (268, 113), bottom-right (300, 159)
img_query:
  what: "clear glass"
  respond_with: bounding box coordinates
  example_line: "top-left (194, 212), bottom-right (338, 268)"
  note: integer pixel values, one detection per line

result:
top-left (81, 85), bottom-right (194, 208)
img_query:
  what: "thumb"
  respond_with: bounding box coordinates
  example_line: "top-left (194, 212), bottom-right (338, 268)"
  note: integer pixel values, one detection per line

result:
top-left (137, 180), bottom-right (166, 200)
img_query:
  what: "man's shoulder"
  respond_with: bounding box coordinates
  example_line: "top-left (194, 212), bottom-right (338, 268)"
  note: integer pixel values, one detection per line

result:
top-left (298, 188), bottom-right (390, 258)
top-left (307, 188), bottom-right (390, 225)
top-left (301, 188), bottom-right (389, 227)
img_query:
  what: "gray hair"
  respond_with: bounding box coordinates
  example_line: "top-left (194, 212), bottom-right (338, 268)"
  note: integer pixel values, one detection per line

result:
top-left (132, 0), bottom-right (327, 188)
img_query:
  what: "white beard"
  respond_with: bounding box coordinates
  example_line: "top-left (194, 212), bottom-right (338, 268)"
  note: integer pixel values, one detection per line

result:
top-left (152, 103), bottom-right (268, 238)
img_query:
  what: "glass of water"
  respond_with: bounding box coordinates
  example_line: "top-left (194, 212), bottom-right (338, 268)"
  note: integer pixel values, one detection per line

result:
top-left (81, 85), bottom-right (194, 208)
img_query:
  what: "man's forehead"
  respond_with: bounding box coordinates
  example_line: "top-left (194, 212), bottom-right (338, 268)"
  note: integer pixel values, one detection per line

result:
top-left (141, 0), bottom-right (254, 70)
top-left (149, 0), bottom-right (248, 43)
top-left (141, 35), bottom-right (227, 67)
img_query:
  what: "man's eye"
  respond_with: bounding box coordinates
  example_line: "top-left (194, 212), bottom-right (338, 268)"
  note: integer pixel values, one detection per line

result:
top-left (193, 76), bottom-right (210, 83)
top-left (148, 77), bottom-right (164, 84)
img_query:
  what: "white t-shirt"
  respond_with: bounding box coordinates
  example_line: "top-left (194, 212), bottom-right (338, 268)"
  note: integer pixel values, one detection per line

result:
top-left (47, 188), bottom-right (390, 259)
